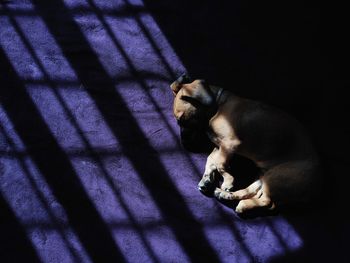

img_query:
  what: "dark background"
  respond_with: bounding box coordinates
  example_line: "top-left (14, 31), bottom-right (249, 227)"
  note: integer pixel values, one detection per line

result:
top-left (143, 1), bottom-right (350, 261)
top-left (144, 1), bottom-right (349, 129)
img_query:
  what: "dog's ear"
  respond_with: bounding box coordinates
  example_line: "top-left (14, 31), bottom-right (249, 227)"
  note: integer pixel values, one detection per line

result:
top-left (181, 80), bottom-right (215, 107)
top-left (170, 74), bottom-right (192, 96)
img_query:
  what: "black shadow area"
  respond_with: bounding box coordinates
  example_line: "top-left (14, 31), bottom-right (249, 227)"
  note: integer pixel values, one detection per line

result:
top-left (30, 0), bottom-right (221, 261)
top-left (142, 1), bottom-right (349, 120)
top-left (0, 49), bottom-right (126, 263)
top-left (143, 1), bottom-right (350, 261)
top-left (0, 192), bottom-right (41, 263)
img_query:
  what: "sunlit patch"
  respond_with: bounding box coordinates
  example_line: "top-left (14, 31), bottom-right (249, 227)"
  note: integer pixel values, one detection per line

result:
top-left (0, 5), bottom-right (175, 261)
top-left (239, 216), bottom-right (304, 260)
top-left (141, 225), bottom-right (191, 263)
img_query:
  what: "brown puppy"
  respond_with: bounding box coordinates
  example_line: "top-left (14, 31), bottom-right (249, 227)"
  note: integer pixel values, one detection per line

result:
top-left (171, 75), bottom-right (322, 214)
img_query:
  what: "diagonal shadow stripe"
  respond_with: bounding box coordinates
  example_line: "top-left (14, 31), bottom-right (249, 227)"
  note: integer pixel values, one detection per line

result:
top-left (0, 192), bottom-right (41, 263)
top-left (120, 0), bottom-right (177, 79)
top-left (1, 9), bottom-right (160, 260)
top-left (30, 0), bottom-right (220, 261)
top-left (0, 122), bottom-right (85, 262)
top-left (0, 48), bottom-right (126, 263)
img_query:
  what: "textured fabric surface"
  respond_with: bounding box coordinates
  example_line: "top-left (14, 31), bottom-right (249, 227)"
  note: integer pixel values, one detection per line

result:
top-left (0, 0), bottom-right (349, 262)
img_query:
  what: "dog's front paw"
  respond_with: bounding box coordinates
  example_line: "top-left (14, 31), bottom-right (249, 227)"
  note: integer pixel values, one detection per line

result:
top-left (214, 188), bottom-right (225, 200)
top-left (198, 179), bottom-right (215, 194)
top-left (198, 170), bottom-right (218, 195)
top-left (214, 188), bottom-right (237, 200)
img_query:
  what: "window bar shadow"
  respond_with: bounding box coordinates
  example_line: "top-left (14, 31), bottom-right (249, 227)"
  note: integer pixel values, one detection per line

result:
top-left (2, 7), bottom-right (182, 262)
top-left (0, 47), bottom-right (126, 263)
top-left (30, 0), bottom-right (220, 261)
top-left (119, 0), bottom-right (178, 79)
top-left (0, 122), bottom-right (85, 262)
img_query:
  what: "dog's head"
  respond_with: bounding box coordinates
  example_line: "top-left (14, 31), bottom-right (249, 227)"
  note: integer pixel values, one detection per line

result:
top-left (171, 75), bottom-right (217, 128)
top-left (170, 74), bottom-right (217, 152)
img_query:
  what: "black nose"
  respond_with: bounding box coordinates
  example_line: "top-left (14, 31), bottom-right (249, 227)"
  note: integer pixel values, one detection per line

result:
top-left (177, 73), bottom-right (192, 84)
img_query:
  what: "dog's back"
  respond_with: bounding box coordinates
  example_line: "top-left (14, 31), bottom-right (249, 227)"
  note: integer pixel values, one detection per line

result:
top-left (212, 93), bottom-right (322, 207)
top-left (217, 95), bottom-right (317, 167)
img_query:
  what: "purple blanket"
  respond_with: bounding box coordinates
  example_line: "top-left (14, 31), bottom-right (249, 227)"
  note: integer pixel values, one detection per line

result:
top-left (0, 0), bottom-right (348, 262)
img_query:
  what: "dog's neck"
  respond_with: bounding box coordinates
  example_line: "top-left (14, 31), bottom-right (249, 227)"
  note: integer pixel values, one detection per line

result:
top-left (200, 85), bottom-right (225, 122)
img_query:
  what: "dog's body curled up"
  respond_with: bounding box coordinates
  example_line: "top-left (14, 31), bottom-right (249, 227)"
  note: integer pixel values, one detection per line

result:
top-left (171, 75), bottom-right (322, 214)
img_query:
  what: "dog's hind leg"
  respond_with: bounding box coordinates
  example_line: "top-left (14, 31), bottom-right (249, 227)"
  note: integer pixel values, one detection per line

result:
top-left (214, 179), bottom-right (262, 200)
top-left (215, 179), bottom-right (275, 213)
top-left (235, 191), bottom-right (275, 214)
